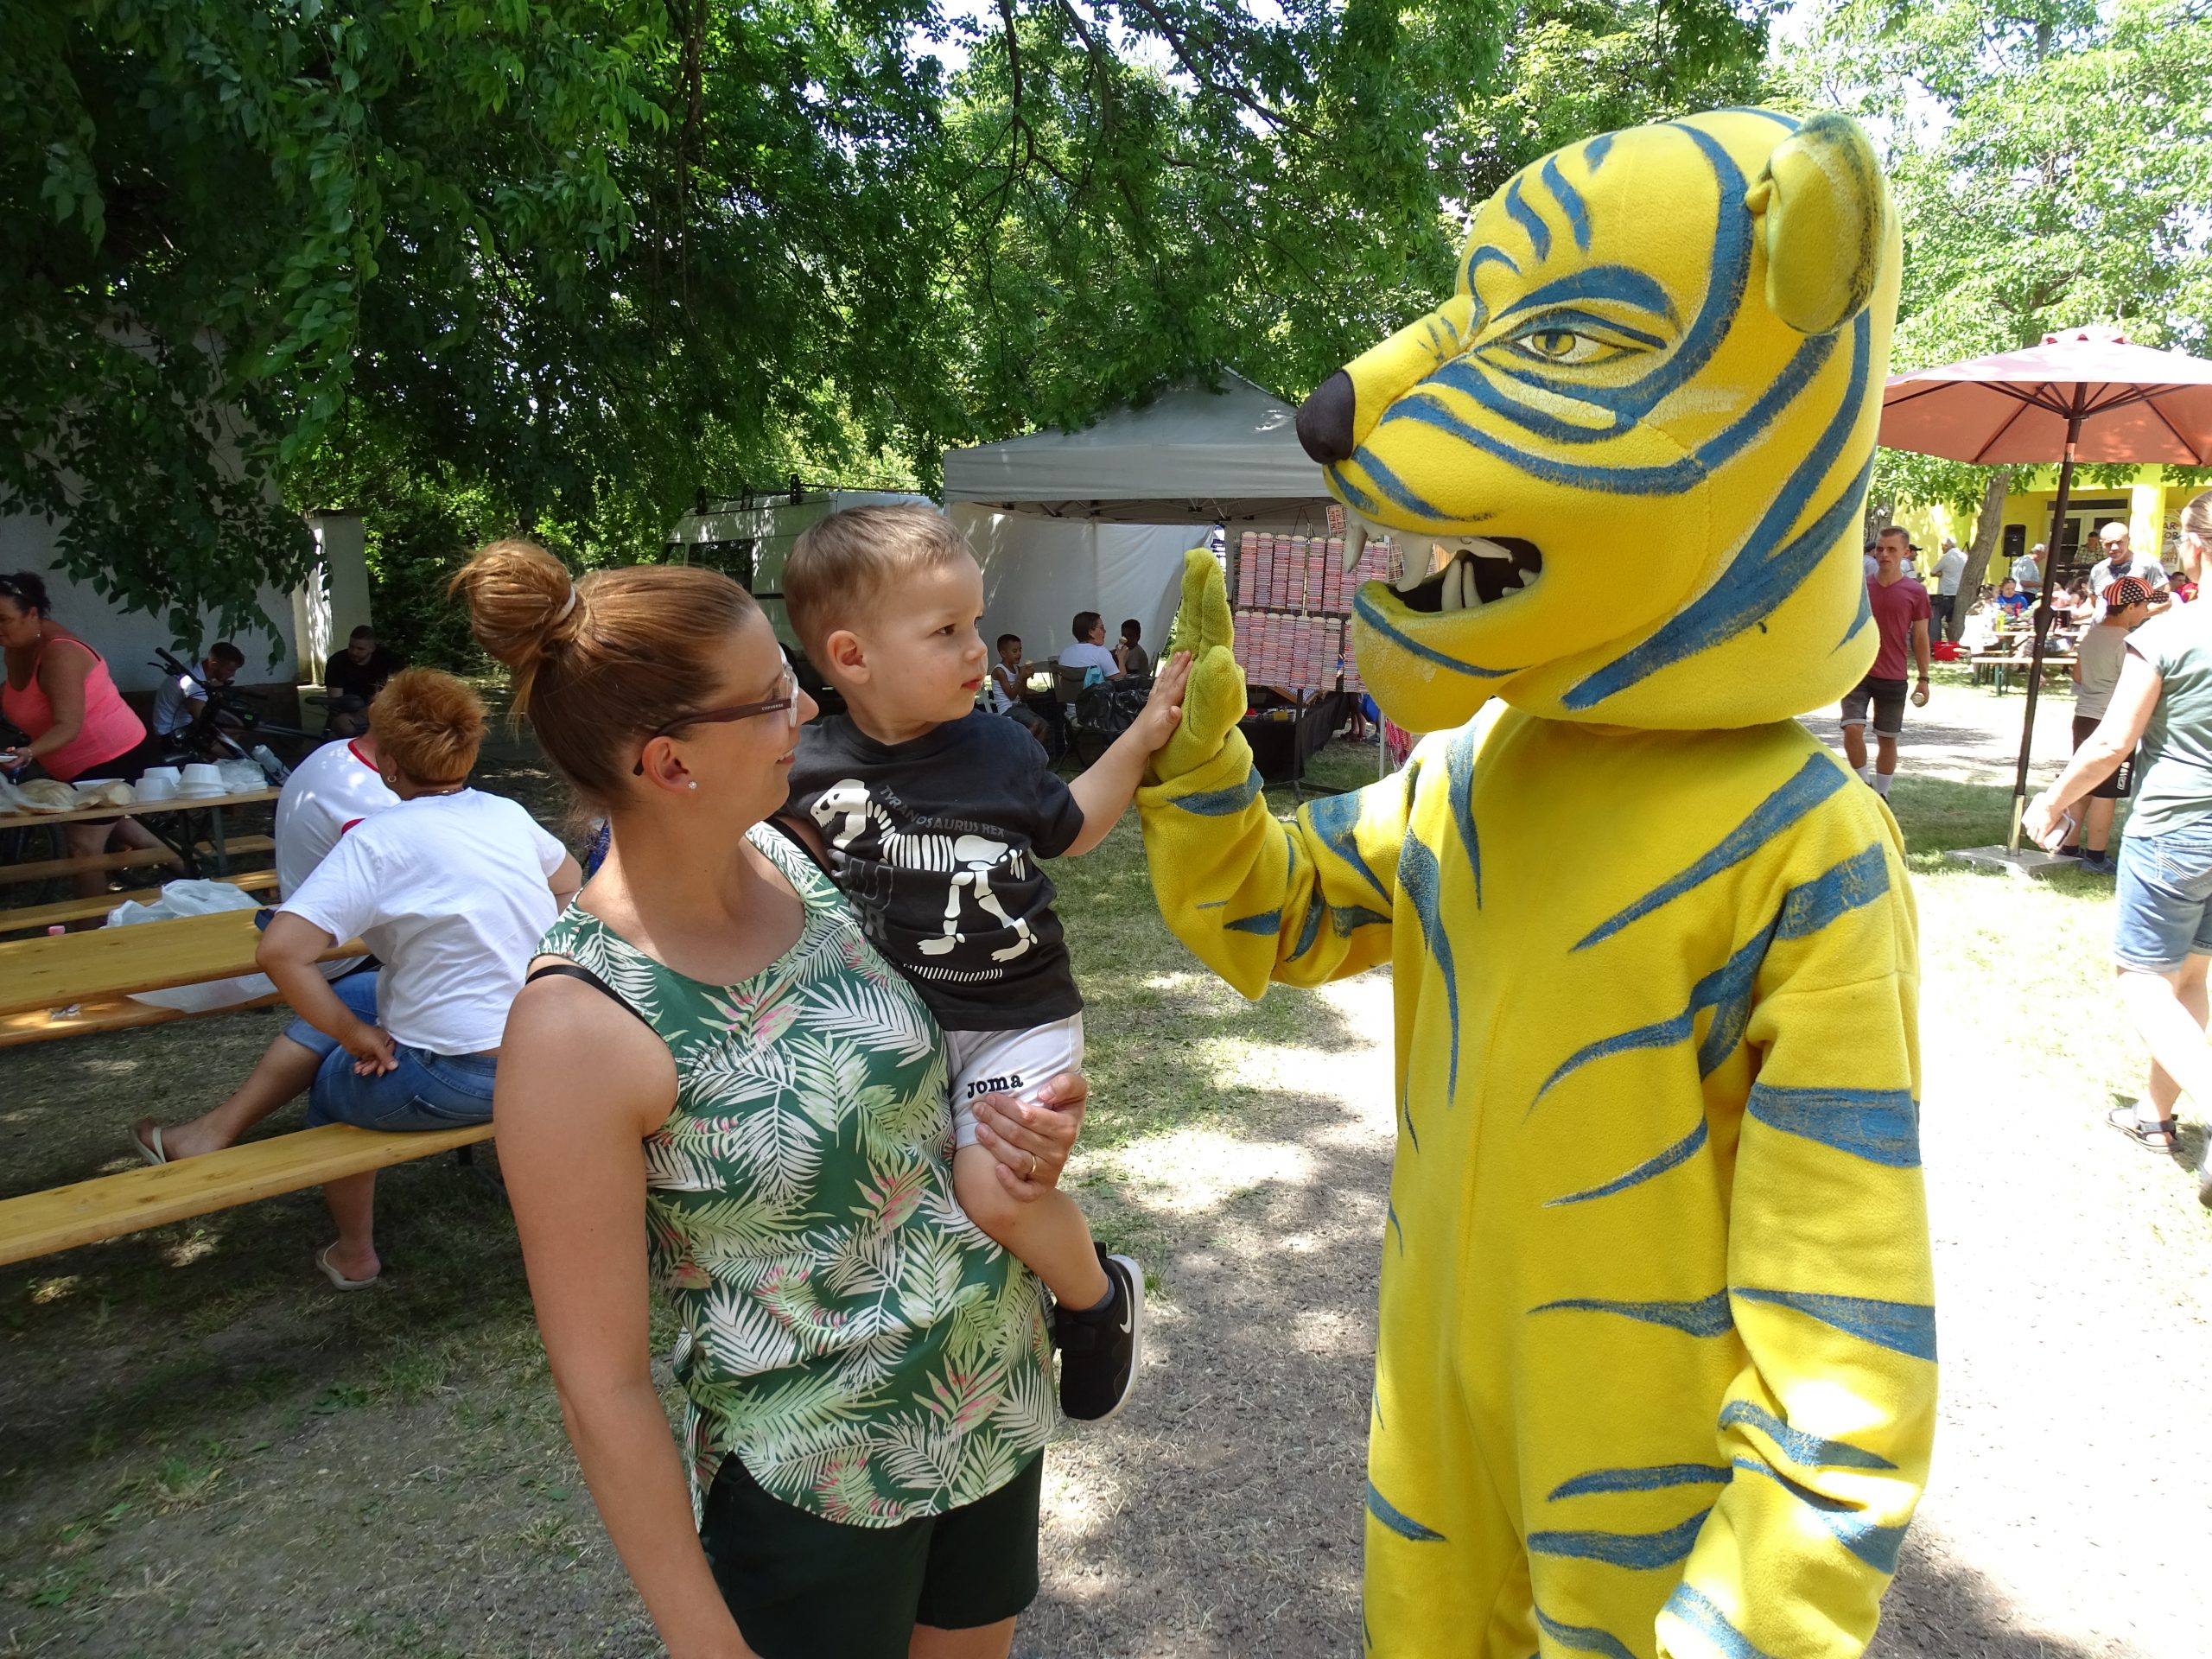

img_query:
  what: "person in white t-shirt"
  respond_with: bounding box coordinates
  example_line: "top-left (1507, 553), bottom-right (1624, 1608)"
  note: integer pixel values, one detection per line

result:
top-left (131, 670), bottom-right (582, 1289)
top-left (150, 642), bottom-right (245, 736)
top-left (1060, 611), bottom-right (1123, 683)
top-left (274, 732), bottom-right (403, 898)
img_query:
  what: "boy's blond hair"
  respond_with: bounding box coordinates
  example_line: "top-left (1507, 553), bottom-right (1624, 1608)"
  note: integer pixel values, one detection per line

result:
top-left (785, 505), bottom-right (975, 665)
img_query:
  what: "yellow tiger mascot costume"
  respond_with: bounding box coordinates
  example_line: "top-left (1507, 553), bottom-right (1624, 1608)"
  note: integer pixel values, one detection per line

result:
top-left (1138, 110), bottom-right (1934, 1657)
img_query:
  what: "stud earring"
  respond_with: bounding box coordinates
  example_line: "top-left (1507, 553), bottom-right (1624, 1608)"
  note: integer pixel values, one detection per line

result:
top-left (687, 780), bottom-right (699, 791)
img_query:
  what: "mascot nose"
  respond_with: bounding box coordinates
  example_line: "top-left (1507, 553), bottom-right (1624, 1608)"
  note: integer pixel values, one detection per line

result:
top-left (1295, 371), bottom-right (1358, 465)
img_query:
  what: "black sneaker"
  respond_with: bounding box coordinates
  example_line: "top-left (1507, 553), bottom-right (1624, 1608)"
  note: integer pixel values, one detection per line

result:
top-left (1053, 1247), bottom-right (1143, 1422)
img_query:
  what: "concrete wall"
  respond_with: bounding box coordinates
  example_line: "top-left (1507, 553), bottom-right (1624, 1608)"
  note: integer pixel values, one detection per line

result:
top-left (0, 508), bottom-right (299, 693)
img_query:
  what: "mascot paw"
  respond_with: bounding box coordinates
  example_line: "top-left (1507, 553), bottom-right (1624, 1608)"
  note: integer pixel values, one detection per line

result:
top-left (1154, 549), bottom-right (1247, 783)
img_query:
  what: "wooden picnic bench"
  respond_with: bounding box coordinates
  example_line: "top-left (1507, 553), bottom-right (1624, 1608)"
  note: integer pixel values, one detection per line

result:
top-left (0, 1121), bottom-right (494, 1267)
top-left (0, 868), bottom-right (279, 936)
top-left (0, 906), bottom-right (492, 1268)
top-left (0, 906), bottom-right (359, 1046)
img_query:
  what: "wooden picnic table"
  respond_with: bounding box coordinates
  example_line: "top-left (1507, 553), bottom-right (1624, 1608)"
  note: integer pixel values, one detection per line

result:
top-left (0, 785), bottom-right (277, 831)
top-left (0, 906), bottom-right (359, 1021)
top-left (0, 785), bottom-right (277, 880)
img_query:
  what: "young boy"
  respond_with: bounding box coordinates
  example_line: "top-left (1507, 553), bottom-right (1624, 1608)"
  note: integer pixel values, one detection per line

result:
top-left (988, 632), bottom-right (1054, 752)
top-left (779, 505), bottom-right (1191, 1422)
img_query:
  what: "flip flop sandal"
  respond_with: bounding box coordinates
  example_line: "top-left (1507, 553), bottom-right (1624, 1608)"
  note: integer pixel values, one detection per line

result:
top-left (2108, 1103), bottom-right (2177, 1151)
top-left (130, 1121), bottom-right (169, 1166)
top-left (315, 1244), bottom-right (380, 1292)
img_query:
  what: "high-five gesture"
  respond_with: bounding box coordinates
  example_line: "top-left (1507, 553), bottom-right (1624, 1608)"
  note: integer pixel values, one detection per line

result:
top-left (1154, 550), bottom-right (1247, 783)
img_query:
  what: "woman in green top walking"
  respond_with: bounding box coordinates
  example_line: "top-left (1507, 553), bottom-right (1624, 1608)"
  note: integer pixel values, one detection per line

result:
top-left (2029, 489), bottom-right (2212, 1206)
top-left (455, 541), bottom-right (1090, 1659)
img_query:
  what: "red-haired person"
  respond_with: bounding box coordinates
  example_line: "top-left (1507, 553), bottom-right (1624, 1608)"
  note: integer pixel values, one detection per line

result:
top-left (133, 669), bottom-right (580, 1288)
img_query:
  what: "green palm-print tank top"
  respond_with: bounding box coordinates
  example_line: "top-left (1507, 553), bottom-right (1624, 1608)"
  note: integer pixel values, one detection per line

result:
top-left (537, 823), bottom-right (1054, 1527)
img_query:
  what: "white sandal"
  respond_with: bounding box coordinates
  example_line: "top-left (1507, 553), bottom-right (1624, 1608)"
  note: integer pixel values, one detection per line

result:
top-left (315, 1244), bottom-right (379, 1292)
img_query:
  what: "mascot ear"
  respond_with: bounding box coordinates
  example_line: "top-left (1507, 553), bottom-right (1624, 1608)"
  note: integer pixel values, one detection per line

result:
top-left (1745, 113), bottom-right (1891, 337)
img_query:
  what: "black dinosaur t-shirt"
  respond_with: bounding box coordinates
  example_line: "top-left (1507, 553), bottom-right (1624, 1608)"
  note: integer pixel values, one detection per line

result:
top-left (784, 712), bottom-right (1085, 1031)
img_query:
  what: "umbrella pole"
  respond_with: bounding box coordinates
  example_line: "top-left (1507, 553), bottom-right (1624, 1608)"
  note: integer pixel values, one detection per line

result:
top-left (2006, 406), bottom-right (2084, 850)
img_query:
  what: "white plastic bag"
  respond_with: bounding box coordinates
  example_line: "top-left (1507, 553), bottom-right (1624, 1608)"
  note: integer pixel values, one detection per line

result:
top-left (217, 759), bottom-right (267, 794)
top-left (111, 880), bottom-right (278, 1013)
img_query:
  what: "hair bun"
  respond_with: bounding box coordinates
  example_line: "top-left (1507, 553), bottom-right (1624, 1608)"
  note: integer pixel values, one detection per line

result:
top-left (448, 540), bottom-right (581, 709)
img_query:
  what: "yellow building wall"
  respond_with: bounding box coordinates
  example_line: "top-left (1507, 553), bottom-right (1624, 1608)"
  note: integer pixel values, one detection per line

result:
top-left (1888, 465), bottom-right (2203, 588)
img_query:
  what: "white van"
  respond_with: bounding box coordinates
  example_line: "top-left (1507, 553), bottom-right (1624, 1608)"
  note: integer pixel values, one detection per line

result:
top-left (667, 489), bottom-right (931, 664)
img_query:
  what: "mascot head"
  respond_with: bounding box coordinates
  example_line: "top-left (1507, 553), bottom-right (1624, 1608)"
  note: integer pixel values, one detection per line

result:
top-left (1298, 109), bottom-right (1901, 733)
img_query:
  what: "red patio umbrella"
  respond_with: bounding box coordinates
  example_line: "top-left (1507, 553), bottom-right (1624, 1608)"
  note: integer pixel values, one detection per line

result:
top-left (1879, 327), bottom-right (2212, 850)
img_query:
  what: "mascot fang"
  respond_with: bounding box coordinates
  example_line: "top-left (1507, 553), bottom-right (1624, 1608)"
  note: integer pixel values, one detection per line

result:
top-left (1138, 110), bottom-right (1935, 1658)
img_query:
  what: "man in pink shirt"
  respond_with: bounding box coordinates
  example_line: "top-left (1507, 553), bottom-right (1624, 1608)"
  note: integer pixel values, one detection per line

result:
top-left (1839, 524), bottom-right (1932, 799)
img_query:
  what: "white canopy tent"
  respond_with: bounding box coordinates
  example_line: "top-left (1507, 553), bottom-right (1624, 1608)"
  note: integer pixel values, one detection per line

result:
top-left (942, 372), bottom-right (1335, 661)
top-left (943, 371), bottom-right (1334, 525)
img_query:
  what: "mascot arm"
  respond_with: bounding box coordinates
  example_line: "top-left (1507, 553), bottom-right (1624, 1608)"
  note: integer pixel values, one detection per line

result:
top-left (1137, 729), bottom-right (1405, 998)
top-left (1659, 830), bottom-right (1936, 1659)
top-left (1138, 552), bottom-right (1405, 997)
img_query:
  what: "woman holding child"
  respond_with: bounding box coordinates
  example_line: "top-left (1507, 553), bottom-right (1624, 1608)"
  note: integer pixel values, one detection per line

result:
top-left (459, 521), bottom-right (1185, 1659)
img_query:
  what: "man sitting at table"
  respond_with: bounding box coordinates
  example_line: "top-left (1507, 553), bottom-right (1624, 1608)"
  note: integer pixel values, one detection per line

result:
top-left (322, 626), bottom-right (404, 737)
top-left (151, 642), bottom-right (245, 738)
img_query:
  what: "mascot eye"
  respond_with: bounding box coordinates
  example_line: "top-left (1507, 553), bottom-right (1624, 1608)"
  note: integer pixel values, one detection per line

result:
top-left (1508, 326), bottom-right (1629, 366)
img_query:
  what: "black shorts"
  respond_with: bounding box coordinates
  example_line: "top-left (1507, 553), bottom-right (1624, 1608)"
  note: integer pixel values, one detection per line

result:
top-left (699, 1451), bottom-right (1042, 1658)
top-left (2072, 714), bottom-right (2134, 800)
top-left (1840, 675), bottom-right (1908, 737)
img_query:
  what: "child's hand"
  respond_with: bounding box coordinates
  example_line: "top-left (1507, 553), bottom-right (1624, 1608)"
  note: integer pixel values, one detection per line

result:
top-left (1129, 652), bottom-right (1192, 754)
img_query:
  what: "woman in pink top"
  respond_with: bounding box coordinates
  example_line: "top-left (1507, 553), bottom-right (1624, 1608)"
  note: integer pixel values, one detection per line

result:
top-left (1, 570), bottom-right (168, 896)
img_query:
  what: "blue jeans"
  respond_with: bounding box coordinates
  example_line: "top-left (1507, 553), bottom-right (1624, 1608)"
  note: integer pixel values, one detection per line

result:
top-left (2113, 825), bottom-right (2212, 971)
top-left (285, 969), bottom-right (498, 1130)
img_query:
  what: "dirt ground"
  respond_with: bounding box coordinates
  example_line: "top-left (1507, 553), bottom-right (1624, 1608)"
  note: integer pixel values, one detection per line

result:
top-left (4, 690), bottom-right (2209, 1656)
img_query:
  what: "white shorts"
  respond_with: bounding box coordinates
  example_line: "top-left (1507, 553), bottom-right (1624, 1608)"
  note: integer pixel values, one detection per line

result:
top-left (943, 1014), bottom-right (1084, 1150)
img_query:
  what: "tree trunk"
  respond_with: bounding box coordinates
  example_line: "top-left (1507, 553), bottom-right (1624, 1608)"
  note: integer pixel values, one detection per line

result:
top-left (1969, 471), bottom-right (2009, 600)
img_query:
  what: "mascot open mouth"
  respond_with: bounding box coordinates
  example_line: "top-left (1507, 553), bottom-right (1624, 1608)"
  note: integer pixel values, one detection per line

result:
top-left (1393, 537), bottom-right (1545, 613)
top-left (1344, 514), bottom-right (1545, 614)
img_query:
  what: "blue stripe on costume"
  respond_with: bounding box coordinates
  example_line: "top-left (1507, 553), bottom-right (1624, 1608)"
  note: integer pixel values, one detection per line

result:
top-left (1663, 1585), bottom-right (1782, 1659)
top-left (1733, 1287), bottom-right (1937, 1361)
top-left (1581, 132), bottom-right (1614, 173)
top-left (1225, 908), bottom-right (1283, 937)
top-left (1289, 900), bottom-right (1325, 960)
top-left (1534, 1607), bottom-right (1637, 1659)
top-left (1777, 844), bottom-right (1889, 937)
top-left (1541, 156), bottom-right (1592, 251)
top-left (1532, 1290), bottom-right (1733, 1337)
top-left (1332, 905), bottom-right (1392, 935)
top-left (1172, 768), bottom-right (1264, 816)
top-left (1746, 1083), bottom-right (1920, 1166)
top-left (1443, 723), bottom-right (1484, 907)
top-left (1350, 448), bottom-right (1452, 523)
top-left (1304, 790), bottom-right (1390, 903)
top-left (1546, 1117), bottom-right (1708, 1206)
top-left (1535, 925), bottom-right (1764, 1101)
top-left (1731, 1458), bottom-right (1909, 1573)
top-left (1353, 588), bottom-right (1523, 680)
top-left (1547, 1463), bottom-right (1730, 1500)
top-left (1397, 835), bottom-right (1460, 1100)
top-left (1563, 311), bottom-right (1873, 708)
top-left (1529, 1509), bottom-right (1709, 1568)
top-left (1577, 755), bottom-right (1846, 948)
top-left (1366, 1480), bottom-right (1446, 1541)
top-left (1504, 175), bottom-right (1553, 260)
top-left (1717, 1400), bottom-right (1897, 1471)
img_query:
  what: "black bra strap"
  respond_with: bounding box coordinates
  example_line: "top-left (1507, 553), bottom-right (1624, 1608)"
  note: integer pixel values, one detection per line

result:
top-left (525, 960), bottom-right (653, 1033)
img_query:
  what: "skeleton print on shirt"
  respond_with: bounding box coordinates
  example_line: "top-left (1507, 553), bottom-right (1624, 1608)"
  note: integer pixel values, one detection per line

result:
top-left (785, 712), bottom-right (1084, 1032)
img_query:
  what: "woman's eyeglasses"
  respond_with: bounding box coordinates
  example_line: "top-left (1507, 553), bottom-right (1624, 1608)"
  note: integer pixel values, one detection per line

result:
top-left (632, 662), bottom-right (799, 775)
